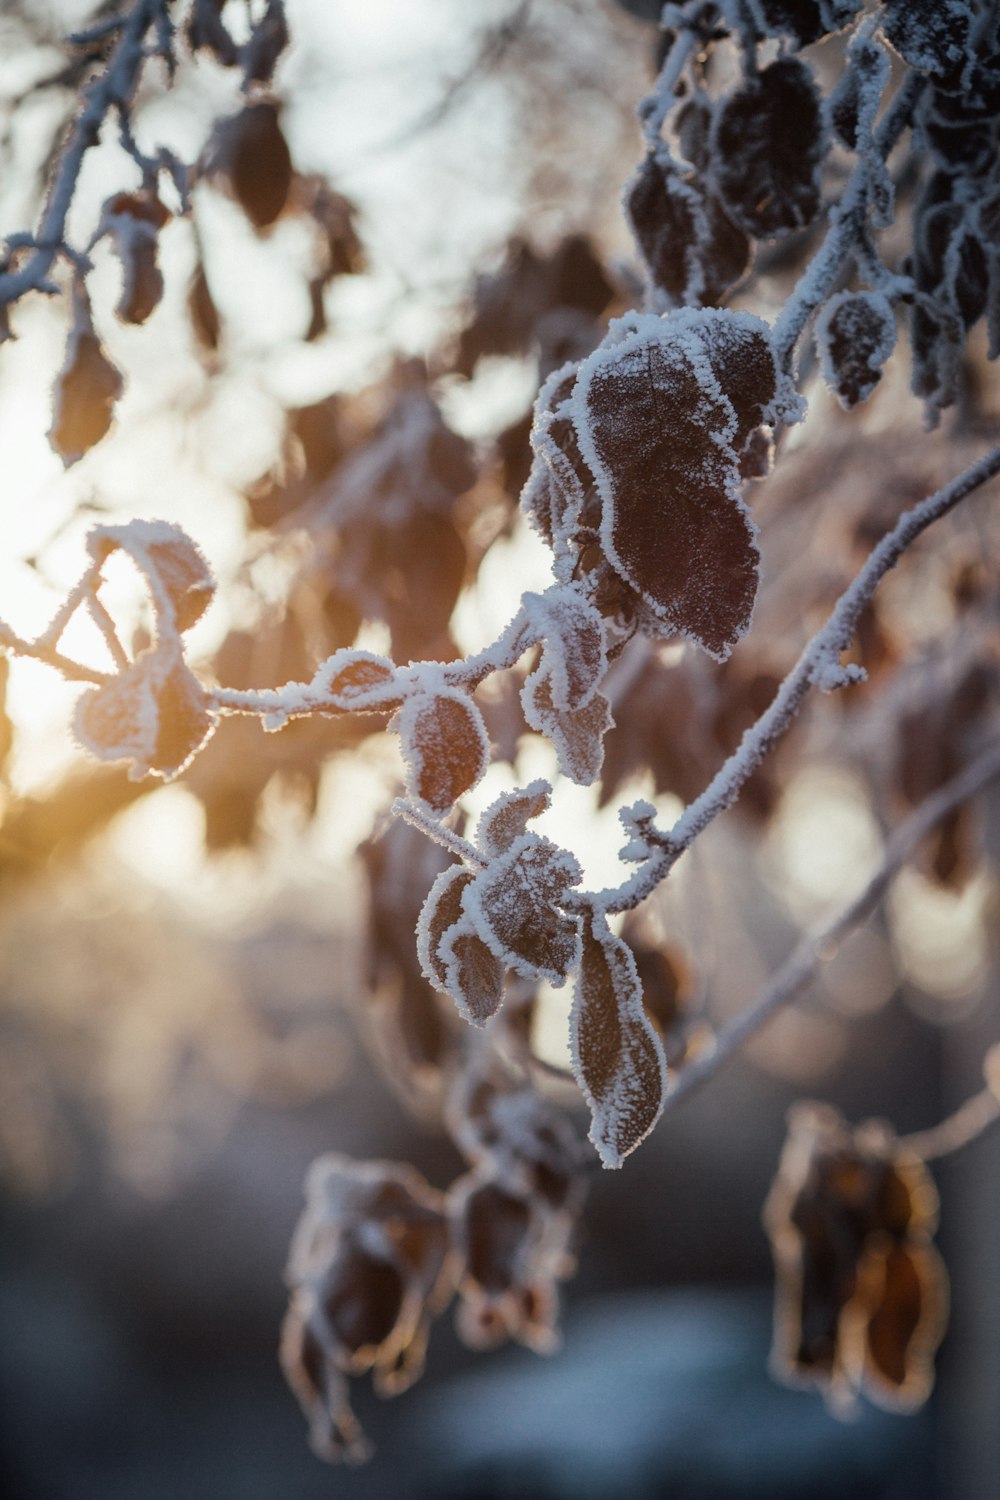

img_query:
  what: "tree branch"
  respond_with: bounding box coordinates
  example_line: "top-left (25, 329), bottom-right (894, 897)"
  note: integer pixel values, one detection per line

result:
top-left (0, 0), bottom-right (172, 308)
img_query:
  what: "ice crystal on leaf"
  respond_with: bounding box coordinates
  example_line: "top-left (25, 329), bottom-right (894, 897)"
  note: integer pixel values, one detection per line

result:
top-left (476, 779), bottom-right (553, 859)
top-left (521, 665), bottom-right (613, 786)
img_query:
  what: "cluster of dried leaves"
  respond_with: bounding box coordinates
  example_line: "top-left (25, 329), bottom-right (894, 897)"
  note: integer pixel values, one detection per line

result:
top-left (1, 0), bottom-right (999, 1467)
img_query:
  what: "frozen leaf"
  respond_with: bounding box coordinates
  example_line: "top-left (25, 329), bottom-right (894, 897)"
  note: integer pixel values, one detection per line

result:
top-left (625, 155), bottom-right (750, 306)
top-left (48, 283), bottom-right (122, 466)
top-left (476, 780), bottom-right (552, 859)
top-left (314, 650), bottom-right (399, 710)
top-left (416, 863), bottom-right (475, 991)
top-left (88, 519), bottom-right (216, 633)
top-left (880, 0), bottom-right (971, 79)
top-left (74, 651), bottom-right (215, 780)
top-left (439, 917), bottom-right (505, 1026)
top-left (523, 585), bottom-right (607, 710)
top-left (399, 690), bottom-right (489, 814)
top-left (284, 1154), bottom-right (452, 1461)
top-left (815, 292), bottom-right (897, 409)
top-left (574, 316), bottom-right (761, 658)
top-left (521, 665), bottom-right (613, 786)
top-left (711, 58), bottom-right (826, 239)
top-left (470, 832), bottom-right (581, 983)
top-left (570, 913), bottom-right (667, 1168)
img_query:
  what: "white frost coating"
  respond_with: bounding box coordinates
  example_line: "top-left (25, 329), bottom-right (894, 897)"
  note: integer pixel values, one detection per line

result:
top-left (438, 916), bottom-right (504, 1027)
top-left (476, 779), bottom-right (552, 859)
top-left (522, 585), bottom-right (608, 711)
top-left (397, 686), bottom-right (491, 815)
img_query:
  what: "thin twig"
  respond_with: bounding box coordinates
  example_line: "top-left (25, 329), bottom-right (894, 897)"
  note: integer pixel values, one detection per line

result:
top-left (656, 735), bottom-right (1000, 1117)
top-left (900, 1085), bottom-right (1000, 1163)
top-left (0, 0), bottom-right (169, 307)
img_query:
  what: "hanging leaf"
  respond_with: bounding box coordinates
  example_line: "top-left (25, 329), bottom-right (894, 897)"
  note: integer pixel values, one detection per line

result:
top-left (207, 101), bottom-right (293, 230)
top-left (576, 316), bottom-right (761, 658)
top-left (880, 0), bottom-right (971, 79)
top-left (398, 689), bottom-right (490, 814)
top-left (48, 282), bottom-right (122, 466)
top-left (521, 666), bottom-right (613, 786)
top-left (523, 585), bottom-right (607, 710)
top-left (815, 292), bottom-right (897, 409)
top-left (570, 912), bottom-right (667, 1168)
top-left (711, 58), bottom-right (826, 239)
top-left (101, 190), bottom-right (170, 325)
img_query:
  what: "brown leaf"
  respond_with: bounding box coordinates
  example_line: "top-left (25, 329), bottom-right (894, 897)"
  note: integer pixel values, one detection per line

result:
top-left (570, 913), bottom-right (667, 1167)
top-left (439, 918), bottom-right (505, 1026)
top-left (416, 864), bottom-right (475, 990)
top-left (471, 834), bottom-right (581, 983)
top-left (49, 283), bottom-right (123, 466)
top-left (577, 322), bottom-right (761, 659)
top-left (476, 780), bottom-right (552, 859)
top-left (399, 690), bottom-right (489, 815)
top-left (522, 666), bottom-right (613, 786)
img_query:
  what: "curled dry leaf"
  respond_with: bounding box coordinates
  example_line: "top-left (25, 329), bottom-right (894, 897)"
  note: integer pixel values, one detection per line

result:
top-left (417, 865), bottom-right (504, 1026)
top-left (570, 912), bottom-right (668, 1168)
top-left (87, 519), bottom-right (216, 633)
top-left (282, 1153), bottom-right (453, 1462)
top-left (100, 190), bottom-right (170, 325)
top-left (398, 688), bottom-right (490, 815)
top-left (764, 1103), bottom-right (948, 1414)
top-left (521, 665), bottom-right (613, 786)
top-left (476, 779), bottom-right (552, 859)
top-left (74, 650), bottom-right (216, 781)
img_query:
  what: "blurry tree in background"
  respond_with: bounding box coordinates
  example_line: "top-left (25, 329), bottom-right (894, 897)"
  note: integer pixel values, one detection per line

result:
top-left (1, 0), bottom-right (1000, 1491)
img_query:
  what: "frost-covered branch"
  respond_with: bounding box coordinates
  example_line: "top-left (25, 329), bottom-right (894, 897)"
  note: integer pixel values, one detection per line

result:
top-left (657, 733), bottom-right (1000, 1117)
top-left (0, 0), bottom-right (173, 309)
